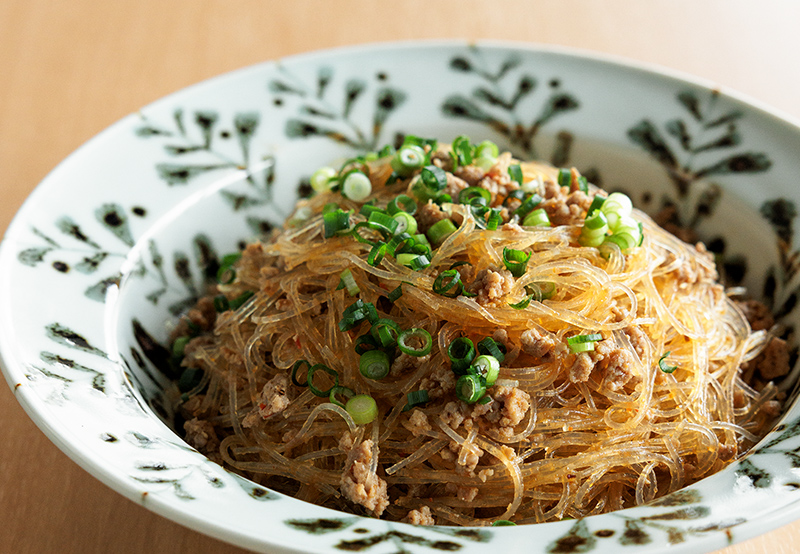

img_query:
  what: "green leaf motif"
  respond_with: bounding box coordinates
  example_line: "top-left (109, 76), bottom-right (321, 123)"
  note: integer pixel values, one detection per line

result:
top-left (285, 517), bottom-right (356, 535)
top-left (547, 519), bottom-right (596, 553)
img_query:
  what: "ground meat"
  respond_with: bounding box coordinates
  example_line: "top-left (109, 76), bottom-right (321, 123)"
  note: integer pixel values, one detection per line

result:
top-left (243, 373), bottom-right (291, 426)
top-left (757, 337), bottom-right (791, 380)
top-left (669, 243), bottom-right (718, 286)
top-left (501, 221), bottom-right (525, 233)
top-left (592, 339), bottom-right (635, 391)
top-left (520, 327), bottom-right (560, 359)
top-left (454, 165), bottom-right (485, 187)
top-left (569, 352), bottom-right (594, 383)
top-left (718, 443), bottom-right (737, 462)
top-left (440, 401), bottom-right (465, 430)
top-left (624, 326), bottom-right (649, 360)
top-left (737, 299), bottom-right (775, 331)
top-left (182, 335), bottom-right (216, 369)
top-left (391, 352), bottom-right (430, 377)
top-left (466, 268), bottom-right (515, 305)
top-left (446, 483), bottom-right (479, 502)
top-left (493, 386), bottom-right (531, 427)
top-left (184, 418), bottom-right (219, 455)
top-left (415, 200), bottom-right (448, 233)
top-left (402, 409), bottom-right (432, 438)
top-left (445, 172), bottom-right (469, 199)
top-left (541, 196), bottom-right (585, 226)
top-left (419, 365), bottom-right (456, 399)
top-left (404, 506), bottom-right (435, 526)
top-left (341, 439), bottom-right (389, 516)
top-left (171, 296), bottom-right (217, 340)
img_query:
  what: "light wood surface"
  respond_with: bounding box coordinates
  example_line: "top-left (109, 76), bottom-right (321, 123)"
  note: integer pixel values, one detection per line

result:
top-left (2, 1), bottom-right (800, 552)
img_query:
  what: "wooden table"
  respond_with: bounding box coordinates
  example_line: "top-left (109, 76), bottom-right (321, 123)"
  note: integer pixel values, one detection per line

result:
top-left (1, 1), bottom-right (799, 552)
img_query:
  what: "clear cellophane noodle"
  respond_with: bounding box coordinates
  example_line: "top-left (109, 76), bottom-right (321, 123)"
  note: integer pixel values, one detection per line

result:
top-left (180, 157), bottom-right (778, 525)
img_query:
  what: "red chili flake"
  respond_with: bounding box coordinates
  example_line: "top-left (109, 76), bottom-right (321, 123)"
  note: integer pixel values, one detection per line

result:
top-left (259, 403), bottom-right (266, 410)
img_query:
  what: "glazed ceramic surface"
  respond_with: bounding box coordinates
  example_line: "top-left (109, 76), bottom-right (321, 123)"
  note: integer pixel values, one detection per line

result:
top-left (2, 41), bottom-right (800, 554)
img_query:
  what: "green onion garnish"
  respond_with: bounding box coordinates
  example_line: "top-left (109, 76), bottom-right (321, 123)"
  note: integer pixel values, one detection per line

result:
top-left (502, 247), bottom-right (531, 278)
top-left (310, 166), bottom-right (337, 192)
top-left (433, 269), bottom-right (463, 297)
top-left (342, 170), bottom-right (372, 202)
top-left (213, 294), bottom-right (229, 312)
top-left (391, 145), bottom-right (427, 176)
top-left (307, 364), bottom-right (339, 397)
top-left (514, 193), bottom-right (543, 219)
top-left (450, 135), bottom-right (474, 169)
top-left (354, 333), bottom-right (379, 355)
top-left (359, 349), bottom-right (391, 380)
top-left (578, 210), bottom-right (609, 248)
top-left (476, 337), bottom-right (506, 363)
top-left (420, 165), bottom-right (448, 193)
top-left (397, 328), bottom-right (433, 357)
top-left (291, 360), bottom-right (311, 387)
top-left (402, 389), bottom-right (430, 411)
top-left (388, 285), bottom-right (403, 303)
top-left (338, 268), bottom-right (360, 296)
top-left (346, 394), bottom-right (378, 425)
top-left (338, 299), bottom-right (378, 331)
top-left (492, 520), bottom-right (517, 526)
top-left (178, 368), bottom-right (203, 393)
top-left (216, 252), bottom-right (241, 284)
top-left (426, 219), bottom-right (457, 246)
top-left (522, 208), bottom-right (550, 228)
top-left (659, 351), bottom-right (677, 373)
top-left (392, 211), bottom-right (418, 235)
top-left (323, 209), bottom-right (352, 238)
top-left (370, 318), bottom-right (401, 348)
top-left (359, 203), bottom-right (385, 218)
top-left (508, 294), bottom-right (533, 310)
top-left (386, 233), bottom-right (414, 257)
top-left (508, 164), bottom-right (523, 186)
top-left (329, 385), bottom-right (355, 409)
top-left (577, 175), bottom-right (589, 194)
top-left (367, 211), bottom-right (399, 236)
top-left (459, 187), bottom-right (491, 206)
top-left (558, 168), bottom-right (572, 188)
top-left (486, 208), bottom-right (502, 230)
top-left (475, 140), bottom-right (498, 159)
top-left (456, 374), bottom-right (486, 404)
top-left (367, 242), bottom-right (387, 266)
top-left (469, 355), bottom-right (500, 386)
top-left (587, 195), bottom-right (606, 216)
top-left (387, 194), bottom-right (417, 215)
top-left (567, 333), bottom-right (603, 353)
top-left (448, 337), bottom-right (476, 375)
top-left (229, 290), bottom-right (254, 311)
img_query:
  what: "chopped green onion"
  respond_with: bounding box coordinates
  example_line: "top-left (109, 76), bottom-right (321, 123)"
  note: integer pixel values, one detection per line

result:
top-left (448, 337), bottom-right (476, 375)
top-left (386, 233), bottom-right (414, 257)
top-left (387, 194), bottom-right (417, 215)
top-left (346, 394), bottom-right (378, 425)
top-left (359, 349), bottom-right (391, 380)
top-left (456, 374), bottom-right (486, 404)
top-left (600, 192), bottom-right (633, 230)
top-left (370, 318), bottom-right (401, 348)
top-left (502, 247), bottom-right (532, 278)
top-left (486, 208), bottom-right (502, 230)
top-left (329, 385), bottom-right (355, 409)
top-left (322, 202), bottom-right (340, 214)
top-left (459, 187), bottom-right (491, 205)
top-left (291, 360), bottom-right (311, 387)
top-left (522, 208), bottom-right (551, 227)
top-left (577, 175), bottom-right (589, 194)
top-left (359, 203), bottom-right (385, 218)
top-left (477, 337), bottom-right (506, 363)
top-left (435, 193), bottom-right (452, 204)
top-left (229, 290), bottom-right (254, 311)
top-left (342, 171), bottom-right (372, 202)
top-left (567, 333), bottom-right (602, 353)
top-left (558, 168), bottom-right (572, 188)
top-left (475, 140), bottom-right (499, 159)
top-left (323, 209), bottom-right (352, 238)
top-left (397, 328), bottom-right (433, 357)
top-left (392, 211), bottom-right (418, 235)
top-left (402, 390), bottom-right (430, 411)
top-left (396, 252), bottom-right (430, 270)
top-left (216, 252), bottom-right (241, 284)
top-left (578, 210), bottom-right (608, 247)
top-left (171, 336), bottom-right (190, 360)
top-left (420, 165), bottom-right (448, 193)
top-left (503, 189), bottom-right (527, 207)
top-left (351, 221), bottom-right (379, 245)
top-left (339, 299), bottom-right (378, 331)
top-left (388, 285), bottom-right (403, 303)
top-left (310, 166), bottom-right (337, 192)
top-left (391, 145), bottom-right (427, 176)
top-left (213, 294), bottom-right (229, 312)
top-left (433, 269), bottom-right (463, 297)
top-left (508, 164), bottom-right (523, 186)
top-left (492, 520), bottom-right (517, 526)
top-left (338, 268), bottom-right (360, 296)
top-left (427, 219), bottom-right (457, 246)
top-left (508, 294), bottom-right (534, 310)
top-left (514, 193), bottom-right (543, 219)
top-left (470, 355), bottom-right (500, 386)
top-left (659, 351), bottom-right (677, 373)
top-left (367, 242), bottom-right (387, 266)
top-left (367, 211), bottom-right (400, 236)
top-left (450, 135), bottom-right (474, 168)
top-left (178, 368), bottom-right (203, 393)
top-left (307, 364), bottom-right (339, 397)
top-left (354, 333), bottom-right (379, 355)
top-left (587, 195), bottom-right (606, 216)
top-left (603, 231), bottom-right (638, 251)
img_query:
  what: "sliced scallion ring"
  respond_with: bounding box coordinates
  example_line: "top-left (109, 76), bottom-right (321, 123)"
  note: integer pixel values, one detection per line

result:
top-left (391, 145), bottom-right (427, 176)
top-left (346, 394), bottom-right (378, 425)
top-left (448, 337), bottom-right (476, 375)
top-left (329, 385), bottom-right (355, 409)
top-left (387, 194), bottom-right (417, 215)
top-left (397, 328), bottom-right (433, 357)
top-left (291, 360), bottom-right (311, 387)
top-left (402, 390), bottom-right (430, 411)
top-left (458, 187), bottom-right (491, 205)
top-left (310, 166), bottom-right (337, 192)
top-left (392, 211), bottom-right (418, 235)
top-left (470, 355), bottom-right (500, 386)
top-left (342, 171), bottom-right (372, 202)
top-left (432, 269), bottom-right (463, 298)
top-left (307, 364), bottom-right (339, 397)
top-left (659, 351), bottom-right (677, 373)
top-left (426, 219), bottom-right (457, 246)
top-left (370, 318), bottom-right (401, 348)
top-left (502, 247), bottom-right (532, 278)
top-left (567, 333), bottom-right (602, 353)
top-left (456, 374), bottom-right (486, 404)
top-left (476, 337), bottom-right (506, 364)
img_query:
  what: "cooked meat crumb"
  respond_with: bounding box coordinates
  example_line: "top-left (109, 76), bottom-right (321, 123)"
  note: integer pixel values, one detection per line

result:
top-left (341, 439), bottom-right (389, 516)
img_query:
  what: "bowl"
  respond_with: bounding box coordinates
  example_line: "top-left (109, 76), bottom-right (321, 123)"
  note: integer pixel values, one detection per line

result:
top-left (2, 40), bottom-right (800, 554)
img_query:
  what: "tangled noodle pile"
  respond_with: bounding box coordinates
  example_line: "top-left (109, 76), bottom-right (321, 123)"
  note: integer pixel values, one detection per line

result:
top-left (170, 136), bottom-right (784, 526)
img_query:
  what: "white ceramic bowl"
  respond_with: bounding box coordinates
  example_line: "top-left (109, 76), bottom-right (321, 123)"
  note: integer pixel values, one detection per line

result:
top-left (3, 41), bottom-right (800, 554)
